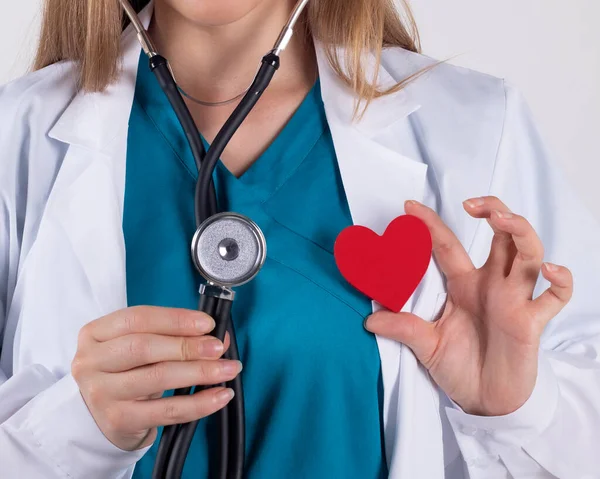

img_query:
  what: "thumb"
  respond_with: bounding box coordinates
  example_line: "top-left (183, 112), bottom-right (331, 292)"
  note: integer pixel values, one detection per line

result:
top-left (365, 311), bottom-right (439, 366)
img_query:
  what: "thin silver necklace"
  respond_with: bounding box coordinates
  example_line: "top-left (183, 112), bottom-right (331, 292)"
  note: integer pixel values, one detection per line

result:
top-left (173, 58), bottom-right (318, 108)
top-left (172, 61), bottom-right (259, 107)
top-left (177, 83), bottom-right (250, 108)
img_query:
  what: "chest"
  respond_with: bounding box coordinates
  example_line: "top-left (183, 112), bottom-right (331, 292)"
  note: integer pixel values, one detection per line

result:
top-left (186, 84), bottom-right (316, 177)
top-left (124, 91), bottom-right (377, 363)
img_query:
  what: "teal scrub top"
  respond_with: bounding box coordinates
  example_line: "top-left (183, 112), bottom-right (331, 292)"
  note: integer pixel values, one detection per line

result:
top-left (125, 52), bottom-right (387, 478)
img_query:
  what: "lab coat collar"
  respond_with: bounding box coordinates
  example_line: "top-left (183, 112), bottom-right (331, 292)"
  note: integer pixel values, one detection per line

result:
top-left (315, 44), bottom-right (421, 139)
top-left (47, 4), bottom-right (152, 155)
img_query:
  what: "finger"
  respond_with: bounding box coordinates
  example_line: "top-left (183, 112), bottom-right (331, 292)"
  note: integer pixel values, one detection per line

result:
top-left (365, 311), bottom-right (439, 367)
top-left (91, 334), bottom-right (226, 372)
top-left (85, 306), bottom-right (215, 343)
top-left (482, 234), bottom-right (517, 277)
top-left (530, 262), bottom-right (573, 325)
top-left (488, 210), bottom-right (544, 286)
top-left (120, 387), bottom-right (235, 431)
top-left (405, 200), bottom-right (474, 280)
top-left (463, 196), bottom-right (515, 276)
top-left (224, 332), bottom-right (231, 353)
top-left (463, 196), bottom-right (513, 232)
top-left (109, 358), bottom-right (243, 399)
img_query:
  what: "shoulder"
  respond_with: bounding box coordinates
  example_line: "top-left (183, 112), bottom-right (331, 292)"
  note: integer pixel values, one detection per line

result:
top-left (383, 47), bottom-right (535, 185)
top-left (383, 47), bottom-right (534, 144)
top-left (0, 61), bottom-right (78, 143)
top-left (0, 61), bottom-right (77, 207)
top-left (381, 48), bottom-right (552, 218)
top-left (383, 47), bottom-right (508, 115)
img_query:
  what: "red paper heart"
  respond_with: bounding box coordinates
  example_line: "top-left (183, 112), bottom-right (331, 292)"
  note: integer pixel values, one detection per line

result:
top-left (334, 215), bottom-right (432, 313)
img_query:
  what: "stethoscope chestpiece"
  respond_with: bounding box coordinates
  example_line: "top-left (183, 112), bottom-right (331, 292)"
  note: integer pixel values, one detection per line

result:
top-left (191, 212), bottom-right (267, 288)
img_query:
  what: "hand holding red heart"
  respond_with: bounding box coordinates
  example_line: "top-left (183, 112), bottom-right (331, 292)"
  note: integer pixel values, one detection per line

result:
top-left (365, 197), bottom-right (573, 417)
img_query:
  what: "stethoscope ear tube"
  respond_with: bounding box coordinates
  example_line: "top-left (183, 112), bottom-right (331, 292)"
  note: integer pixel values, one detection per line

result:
top-left (195, 53), bottom-right (280, 221)
top-left (148, 55), bottom-right (218, 222)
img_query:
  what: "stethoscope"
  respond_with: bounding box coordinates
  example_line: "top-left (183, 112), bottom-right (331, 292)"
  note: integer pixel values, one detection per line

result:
top-left (119, 1), bottom-right (310, 478)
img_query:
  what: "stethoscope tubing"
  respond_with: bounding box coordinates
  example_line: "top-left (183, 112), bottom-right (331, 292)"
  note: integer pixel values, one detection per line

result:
top-left (148, 55), bottom-right (218, 221)
top-left (119, 1), bottom-right (308, 476)
top-left (195, 53), bottom-right (280, 223)
top-left (148, 51), bottom-right (279, 479)
top-left (147, 57), bottom-right (242, 478)
top-left (166, 299), bottom-right (234, 479)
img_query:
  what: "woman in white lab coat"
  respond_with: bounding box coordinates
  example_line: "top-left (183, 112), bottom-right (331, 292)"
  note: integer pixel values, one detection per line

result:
top-left (1, 0), bottom-right (599, 478)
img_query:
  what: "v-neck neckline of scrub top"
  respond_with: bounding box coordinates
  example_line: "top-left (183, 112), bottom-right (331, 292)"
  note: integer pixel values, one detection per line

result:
top-left (133, 58), bottom-right (325, 206)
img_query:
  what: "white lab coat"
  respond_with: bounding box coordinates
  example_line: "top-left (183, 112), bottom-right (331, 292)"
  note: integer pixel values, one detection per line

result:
top-left (1, 4), bottom-right (600, 479)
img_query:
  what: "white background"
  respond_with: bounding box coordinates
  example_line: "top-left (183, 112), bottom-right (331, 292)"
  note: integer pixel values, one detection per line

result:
top-left (2, 0), bottom-right (599, 221)
top-left (408, 0), bottom-right (600, 221)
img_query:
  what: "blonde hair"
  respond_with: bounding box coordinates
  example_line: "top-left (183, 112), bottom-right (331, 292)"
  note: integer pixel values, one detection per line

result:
top-left (34, 0), bottom-right (426, 112)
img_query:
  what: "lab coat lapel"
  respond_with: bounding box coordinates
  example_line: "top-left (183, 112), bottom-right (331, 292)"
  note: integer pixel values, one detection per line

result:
top-left (316, 44), bottom-right (446, 478)
top-left (41, 8), bottom-right (151, 316)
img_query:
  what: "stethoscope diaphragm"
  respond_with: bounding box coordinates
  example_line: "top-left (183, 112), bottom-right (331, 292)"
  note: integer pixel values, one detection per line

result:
top-left (191, 212), bottom-right (267, 288)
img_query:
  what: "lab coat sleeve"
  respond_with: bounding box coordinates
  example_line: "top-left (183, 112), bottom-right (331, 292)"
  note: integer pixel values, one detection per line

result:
top-left (0, 368), bottom-right (149, 479)
top-left (444, 82), bottom-right (600, 478)
top-left (0, 73), bottom-right (149, 478)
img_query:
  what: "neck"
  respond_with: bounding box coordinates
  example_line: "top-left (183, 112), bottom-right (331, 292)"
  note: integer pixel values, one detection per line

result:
top-left (148, 1), bottom-right (316, 104)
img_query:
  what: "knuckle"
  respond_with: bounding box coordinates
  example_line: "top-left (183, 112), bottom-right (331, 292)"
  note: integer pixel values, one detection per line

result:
top-left (562, 288), bottom-right (574, 303)
top-left (421, 205), bottom-right (438, 220)
top-left (192, 394), bottom-right (214, 419)
top-left (163, 402), bottom-right (183, 421)
top-left (566, 286), bottom-right (574, 302)
top-left (174, 310), bottom-right (195, 332)
top-left (563, 266), bottom-right (574, 282)
top-left (518, 214), bottom-right (534, 230)
top-left (432, 241), bottom-right (452, 254)
top-left (522, 315), bottom-right (541, 338)
top-left (196, 361), bottom-right (215, 383)
top-left (104, 405), bottom-right (127, 432)
top-left (557, 265), bottom-right (573, 284)
top-left (145, 362), bottom-right (167, 385)
top-left (491, 233), bottom-right (512, 248)
top-left (70, 355), bottom-right (87, 381)
top-left (78, 323), bottom-right (94, 344)
top-left (122, 311), bottom-right (139, 334)
top-left (123, 306), bottom-right (149, 333)
top-left (84, 379), bottom-right (105, 406)
top-left (516, 250), bottom-right (541, 263)
top-left (128, 335), bottom-right (152, 362)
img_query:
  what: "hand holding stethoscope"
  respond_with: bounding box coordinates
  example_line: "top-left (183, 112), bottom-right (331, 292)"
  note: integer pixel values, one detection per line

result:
top-left (71, 306), bottom-right (238, 451)
top-left (365, 197), bottom-right (574, 417)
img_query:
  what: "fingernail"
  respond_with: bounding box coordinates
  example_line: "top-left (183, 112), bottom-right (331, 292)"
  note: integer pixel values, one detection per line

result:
top-left (544, 262), bottom-right (559, 272)
top-left (222, 360), bottom-right (243, 375)
top-left (463, 197), bottom-right (485, 208)
top-left (363, 317), bottom-right (372, 331)
top-left (216, 388), bottom-right (235, 403)
top-left (405, 200), bottom-right (420, 207)
top-left (204, 338), bottom-right (224, 355)
top-left (195, 315), bottom-right (215, 332)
